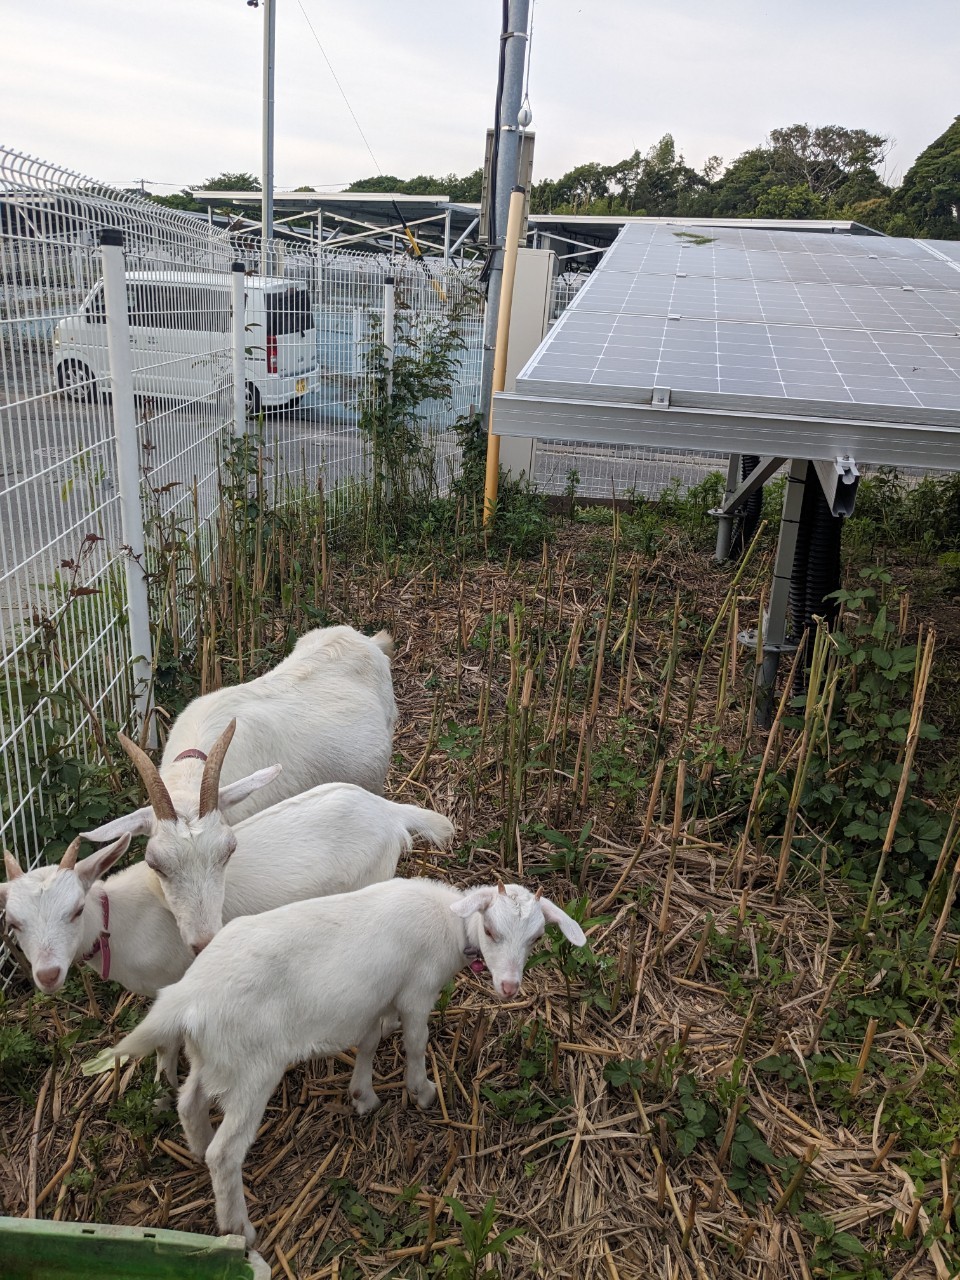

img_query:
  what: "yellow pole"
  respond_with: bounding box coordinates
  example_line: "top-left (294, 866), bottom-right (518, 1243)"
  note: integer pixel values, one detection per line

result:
top-left (483, 186), bottom-right (526, 526)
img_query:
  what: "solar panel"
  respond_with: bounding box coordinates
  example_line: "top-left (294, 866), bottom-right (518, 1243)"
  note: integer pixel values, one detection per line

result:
top-left (496, 224), bottom-right (960, 469)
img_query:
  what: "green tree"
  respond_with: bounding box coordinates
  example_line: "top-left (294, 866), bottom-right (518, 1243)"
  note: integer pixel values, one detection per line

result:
top-left (755, 182), bottom-right (825, 219)
top-left (768, 124), bottom-right (889, 199)
top-left (889, 116), bottom-right (960, 239)
top-left (148, 190), bottom-right (204, 212)
top-left (200, 172), bottom-right (261, 191)
top-left (346, 169), bottom-right (482, 201)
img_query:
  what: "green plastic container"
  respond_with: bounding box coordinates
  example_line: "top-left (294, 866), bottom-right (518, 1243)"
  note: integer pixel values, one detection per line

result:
top-left (0, 1217), bottom-right (270, 1280)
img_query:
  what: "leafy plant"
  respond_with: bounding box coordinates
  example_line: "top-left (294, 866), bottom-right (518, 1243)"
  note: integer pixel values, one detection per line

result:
top-left (791, 571), bottom-right (948, 895)
top-left (442, 1195), bottom-right (524, 1280)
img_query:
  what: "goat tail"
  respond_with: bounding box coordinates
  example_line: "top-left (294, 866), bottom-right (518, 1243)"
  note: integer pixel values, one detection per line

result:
top-left (370, 630), bottom-right (395, 660)
top-left (401, 806), bottom-right (456, 850)
top-left (110, 993), bottom-right (184, 1064)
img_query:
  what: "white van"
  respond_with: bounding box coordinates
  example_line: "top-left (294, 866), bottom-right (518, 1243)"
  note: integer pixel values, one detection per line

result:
top-left (54, 271), bottom-right (319, 415)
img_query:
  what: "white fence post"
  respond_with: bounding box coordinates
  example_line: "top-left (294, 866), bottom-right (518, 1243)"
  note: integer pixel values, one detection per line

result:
top-left (99, 228), bottom-right (155, 746)
top-left (381, 275), bottom-right (395, 503)
top-left (383, 275), bottom-right (395, 401)
top-left (232, 262), bottom-right (247, 435)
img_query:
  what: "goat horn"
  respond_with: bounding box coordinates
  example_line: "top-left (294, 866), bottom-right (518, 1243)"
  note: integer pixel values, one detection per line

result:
top-left (118, 732), bottom-right (177, 823)
top-left (534, 886), bottom-right (543, 900)
top-left (59, 837), bottom-right (82, 870)
top-left (198, 719), bottom-right (237, 818)
top-left (497, 880), bottom-right (506, 895)
top-left (3, 850), bottom-right (23, 881)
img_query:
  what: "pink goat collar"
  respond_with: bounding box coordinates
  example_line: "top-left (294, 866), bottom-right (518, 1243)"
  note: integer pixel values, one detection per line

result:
top-left (173, 748), bottom-right (208, 763)
top-left (82, 891), bottom-right (112, 980)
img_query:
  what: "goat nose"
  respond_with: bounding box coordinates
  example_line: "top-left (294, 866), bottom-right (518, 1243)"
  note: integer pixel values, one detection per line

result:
top-left (500, 979), bottom-right (519, 998)
top-left (191, 937), bottom-right (212, 956)
top-left (36, 966), bottom-right (62, 990)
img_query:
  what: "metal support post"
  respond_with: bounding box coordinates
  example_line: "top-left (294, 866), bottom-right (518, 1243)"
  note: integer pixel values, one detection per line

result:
top-left (381, 276), bottom-right (395, 502)
top-left (479, 0), bottom-right (530, 421)
top-left (443, 207), bottom-right (452, 263)
top-left (261, 0), bottom-right (276, 275)
top-left (382, 276), bottom-right (395, 401)
top-left (483, 187), bottom-right (527, 525)
top-left (753, 458), bottom-right (808, 727)
top-left (231, 262), bottom-right (247, 434)
top-left (100, 229), bottom-right (155, 746)
top-left (714, 453), bottom-right (741, 562)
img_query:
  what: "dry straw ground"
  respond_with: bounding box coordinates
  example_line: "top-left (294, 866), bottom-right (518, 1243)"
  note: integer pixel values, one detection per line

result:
top-left (2, 521), bottom-right (958, 1279)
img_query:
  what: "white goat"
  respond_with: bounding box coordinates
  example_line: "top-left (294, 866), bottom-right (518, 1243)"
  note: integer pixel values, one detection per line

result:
top-left (82, 625), bottom-right (397, 944)
top-left (107, 878), bottom-right (586, 1243)
top-left (0, 786), bottom-right (455, 1078)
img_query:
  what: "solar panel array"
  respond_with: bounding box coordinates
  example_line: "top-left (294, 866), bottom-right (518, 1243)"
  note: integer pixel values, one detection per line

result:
top-left (516, 224), bottom-right (960, 426)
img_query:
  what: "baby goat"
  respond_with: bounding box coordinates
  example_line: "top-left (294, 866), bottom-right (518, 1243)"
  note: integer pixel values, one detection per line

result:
top-left (108, 878), bottom-right (586, 1243)
top-left (0, 785), bottom-right (454, 1000)
top-left (82, 625), bottom-right (397, 943)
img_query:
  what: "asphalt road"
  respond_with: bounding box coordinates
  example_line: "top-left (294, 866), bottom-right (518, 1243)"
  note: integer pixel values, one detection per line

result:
top-left (0, 358), bottom-right (372, 637)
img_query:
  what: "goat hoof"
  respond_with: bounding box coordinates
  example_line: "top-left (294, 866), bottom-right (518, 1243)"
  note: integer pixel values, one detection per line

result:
top-left (413, 1081), bottom-right (438, 1110)
top-left (221, 1219), bottom-right (256, 1247)
top-left (351, 1089), bottom-right (381, 1116)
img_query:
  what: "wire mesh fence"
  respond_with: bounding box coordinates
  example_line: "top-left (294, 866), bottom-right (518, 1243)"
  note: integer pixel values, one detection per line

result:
top-left (0, 149), bottom-right (482, 984)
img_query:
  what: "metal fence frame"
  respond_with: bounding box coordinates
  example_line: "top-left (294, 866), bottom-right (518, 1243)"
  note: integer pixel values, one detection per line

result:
top-left (0, 149), bottom-right (483, 985)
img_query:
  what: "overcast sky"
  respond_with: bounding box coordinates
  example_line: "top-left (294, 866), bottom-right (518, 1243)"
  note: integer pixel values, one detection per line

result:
top-left (4, 0), bottom-right (958, 195)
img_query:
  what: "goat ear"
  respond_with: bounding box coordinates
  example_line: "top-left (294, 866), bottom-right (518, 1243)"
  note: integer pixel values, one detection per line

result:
top-left (74, 834), bottom-right (131, 891)
top-left (217, 764), bottom-right (282, 811)
top-left (450, 887), bottom-right (498, 919)
top-left (82, 808), bottom-right (155, 842)
top-left (538, 898), bottom-right (588, 947)
top-left (3, 850), bottom-right (24, 882)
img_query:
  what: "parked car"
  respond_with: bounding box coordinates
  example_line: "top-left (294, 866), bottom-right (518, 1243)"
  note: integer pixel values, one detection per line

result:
top-left (54, 271), bottom-right (318, 415)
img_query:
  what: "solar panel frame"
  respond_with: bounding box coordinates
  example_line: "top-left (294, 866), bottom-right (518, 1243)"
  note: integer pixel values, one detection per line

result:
top-left (501, 223), bottom-right (960, 464)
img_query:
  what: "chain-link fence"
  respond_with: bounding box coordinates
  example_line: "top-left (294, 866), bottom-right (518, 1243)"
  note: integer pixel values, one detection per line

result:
top-left (0, 149), bottom-right (482, 983)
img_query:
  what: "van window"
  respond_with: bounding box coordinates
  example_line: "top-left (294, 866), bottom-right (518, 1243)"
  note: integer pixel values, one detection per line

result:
top-left (129, 284), bottom-right (164, 328)
top-left (85, 285), bottom-right (105, 324)
top-left (266, 288), bottom-right (313, 337)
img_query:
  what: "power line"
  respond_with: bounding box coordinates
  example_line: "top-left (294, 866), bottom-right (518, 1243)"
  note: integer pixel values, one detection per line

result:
top-left (295, 0), bottom-right (384, 177)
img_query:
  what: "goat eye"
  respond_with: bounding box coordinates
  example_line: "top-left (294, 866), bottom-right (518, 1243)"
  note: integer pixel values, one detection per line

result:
top-left (70, 905), bottom-right (84, 922)
top-left (484, 926), bottom-right (497, 942)
top-left (6, 920), bottom-right (21, 932)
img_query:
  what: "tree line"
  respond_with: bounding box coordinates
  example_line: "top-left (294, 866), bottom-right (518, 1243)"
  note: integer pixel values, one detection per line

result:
top-left (149, 117), bottom-right (960, 240)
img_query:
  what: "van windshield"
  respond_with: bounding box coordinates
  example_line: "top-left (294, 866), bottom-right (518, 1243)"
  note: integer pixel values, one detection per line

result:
top-left (265, 288), bottom-right (314, 337)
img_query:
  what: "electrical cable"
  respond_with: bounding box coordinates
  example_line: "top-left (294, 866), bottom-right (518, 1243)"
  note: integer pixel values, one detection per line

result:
top-left (295, 0), bottom-right (384, 181)
top-left (479, 1), bottom-right (510, 287)
top-left (294, 0), bottom-right (435, 269)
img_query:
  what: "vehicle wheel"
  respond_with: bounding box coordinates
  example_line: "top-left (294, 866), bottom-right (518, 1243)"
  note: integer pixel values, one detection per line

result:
top-left (244, 382), bottom-right (263, 418)
top-left (57, 360), bottom-right (96, 403)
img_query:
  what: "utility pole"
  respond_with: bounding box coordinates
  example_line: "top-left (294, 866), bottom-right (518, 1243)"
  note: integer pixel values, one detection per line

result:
top-left (261, 0), bottom-right (276, 274)
top-left (479, 0), bottom-right (530, 422)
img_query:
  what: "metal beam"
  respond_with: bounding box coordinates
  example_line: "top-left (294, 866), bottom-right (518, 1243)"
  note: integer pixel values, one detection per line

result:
top-left (811, 456), bottom-right (861, 517)
top-left (448, 216), bottom-right (480, 258)
top-left (493, 392), bottom-right (960, 473)
top-left (717, 457), bottom-right (786, 514)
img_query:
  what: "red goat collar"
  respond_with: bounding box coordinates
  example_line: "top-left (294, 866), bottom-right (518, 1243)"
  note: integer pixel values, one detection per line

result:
top-left (81, 891), bottom-right (112, 980)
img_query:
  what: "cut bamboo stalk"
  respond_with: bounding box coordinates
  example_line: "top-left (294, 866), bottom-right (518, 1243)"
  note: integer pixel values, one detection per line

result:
top-left (658, 760), bottom-right (687, 936)
top-left (848, 1017), bottom-right (878, 1099)
top-left (772, 1144), bottom-right (819, 1213)
top-left (862, 628), bottom-right (937, 932)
